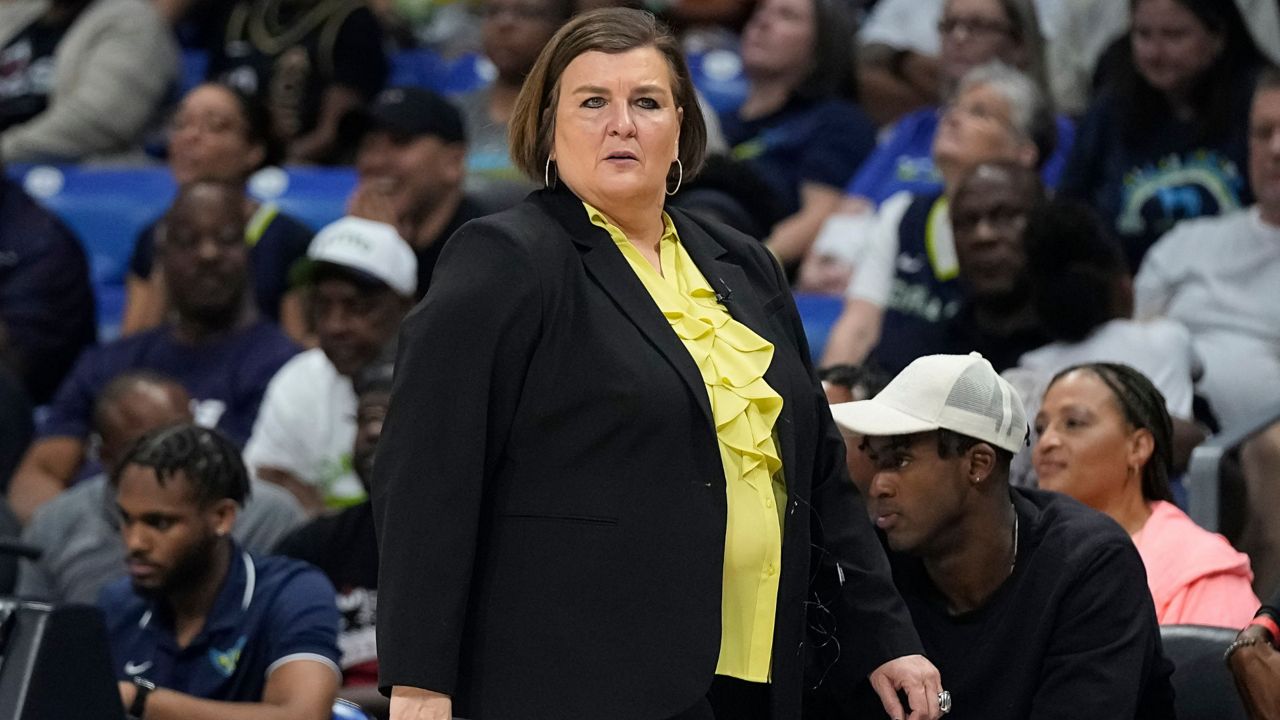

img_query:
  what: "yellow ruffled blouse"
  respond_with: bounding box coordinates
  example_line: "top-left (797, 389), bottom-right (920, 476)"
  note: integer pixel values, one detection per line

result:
top-left (585, 203), bottom-right (785, 683)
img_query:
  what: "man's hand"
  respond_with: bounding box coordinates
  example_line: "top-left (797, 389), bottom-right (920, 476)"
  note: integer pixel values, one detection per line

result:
top-left (869, 654), bottom-right (945, 720)
top-left (795, 254), bottom-right (854, 295)
top-left (389, 685), bottom-right (451, 720)
top-left (346, 182), bottom-right (399, 226)
top-left (118, 680), bottom-right (136, 710)
top-left (1229, 625), bottom-right (1280, 720)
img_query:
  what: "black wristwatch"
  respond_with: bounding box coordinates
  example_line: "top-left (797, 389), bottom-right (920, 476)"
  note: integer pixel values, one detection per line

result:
top-left (129, 676), bottom-right (156, 719)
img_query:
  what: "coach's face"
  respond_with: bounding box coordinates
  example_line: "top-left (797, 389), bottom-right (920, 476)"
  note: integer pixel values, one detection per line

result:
top-left (551, 47), bottom-right (683, 215)
top-left (116, 466), bottom-right (236, 598)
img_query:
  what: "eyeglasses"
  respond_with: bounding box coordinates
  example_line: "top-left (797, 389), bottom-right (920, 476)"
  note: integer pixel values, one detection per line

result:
top-left (937, 16), bottom-right (1014, 39)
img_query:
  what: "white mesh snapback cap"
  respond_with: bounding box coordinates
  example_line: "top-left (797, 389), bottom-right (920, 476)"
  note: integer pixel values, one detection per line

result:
top-left (308, 216), bottom-right (418, 297)
top-left (830, 352), bottom-right (1028, 453)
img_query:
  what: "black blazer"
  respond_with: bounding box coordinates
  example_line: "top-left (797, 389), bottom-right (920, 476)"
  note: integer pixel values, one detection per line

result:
top-left (372, 185), bottom-right (921, 720)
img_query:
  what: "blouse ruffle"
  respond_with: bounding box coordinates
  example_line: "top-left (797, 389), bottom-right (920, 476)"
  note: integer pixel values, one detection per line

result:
top-left (586, 203), bottom-right (785, 681)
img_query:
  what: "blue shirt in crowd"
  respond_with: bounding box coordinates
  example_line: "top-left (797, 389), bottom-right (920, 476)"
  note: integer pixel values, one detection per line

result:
top-left (720, 96), bottom-right (878, 218)
top-left (38, 319), bottom-right (298, 445)
top-left (99, 543), bottom-right (341, 703)
top-left (844, 108), bottom-right (1077, 205)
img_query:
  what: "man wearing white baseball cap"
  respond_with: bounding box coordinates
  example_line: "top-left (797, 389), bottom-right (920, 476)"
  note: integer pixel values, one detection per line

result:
top-left (245, 217), bottom-right (417, 514)
top-left (828, 352), bottom-right (1175, 719)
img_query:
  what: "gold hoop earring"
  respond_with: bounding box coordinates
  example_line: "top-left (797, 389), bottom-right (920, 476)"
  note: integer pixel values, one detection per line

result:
top-left (666, 159), bottom-right (683, 196)
top-left (544, 157), bottom-right (557, 189)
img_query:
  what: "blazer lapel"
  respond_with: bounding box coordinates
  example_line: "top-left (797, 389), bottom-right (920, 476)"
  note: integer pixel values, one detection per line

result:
top-left (672, 210), bottom-right (799, 489)
top-left (532, 188), bottom-right (716, 431)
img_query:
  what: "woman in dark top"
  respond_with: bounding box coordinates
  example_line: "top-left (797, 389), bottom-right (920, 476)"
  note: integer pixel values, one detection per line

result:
top-left (716, 0), bottom-right (877, 267)
top-left (122, 82), bottom-right (313, 342)
top-left (1057, 0), bottom-right (1262, 272)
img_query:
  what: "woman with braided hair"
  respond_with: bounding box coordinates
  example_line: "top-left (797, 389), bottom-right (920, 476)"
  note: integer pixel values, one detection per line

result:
top-left (1032, 362), bottom-right (1259, 627)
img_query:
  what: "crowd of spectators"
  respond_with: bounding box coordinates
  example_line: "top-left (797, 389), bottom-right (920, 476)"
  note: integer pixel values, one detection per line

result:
top-left (2, 0), bottom-right (1280, 717)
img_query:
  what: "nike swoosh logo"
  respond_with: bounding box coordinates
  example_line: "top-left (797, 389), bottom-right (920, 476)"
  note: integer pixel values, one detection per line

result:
top-left (124, 660), bottom-right (153, 675)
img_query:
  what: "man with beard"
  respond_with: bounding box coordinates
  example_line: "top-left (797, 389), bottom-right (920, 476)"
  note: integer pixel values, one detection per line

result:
top-left (99, 423), bottom-right (341, 719)
top-left (7, 180), bottom-right (299, 524)
top-left (243, 216), bottom-right (414, 513)
top-left (274, 359), bottom-right (391, 716)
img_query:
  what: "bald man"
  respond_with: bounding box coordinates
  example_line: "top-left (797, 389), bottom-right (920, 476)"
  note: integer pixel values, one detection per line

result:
top-left (16, 371), bottom-right (304, 604)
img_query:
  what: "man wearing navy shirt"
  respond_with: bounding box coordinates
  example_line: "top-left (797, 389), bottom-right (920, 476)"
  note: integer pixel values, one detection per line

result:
top-left (99, 423), bottom-right (340, 720)
top-left (7, 179), bottom-right (299, 524)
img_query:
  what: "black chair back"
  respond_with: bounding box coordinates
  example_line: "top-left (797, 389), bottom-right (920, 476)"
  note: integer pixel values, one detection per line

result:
top-left (1161, 624), bottom-right (1249, 720)
top-left (0, 599), bottom-right (124, 719)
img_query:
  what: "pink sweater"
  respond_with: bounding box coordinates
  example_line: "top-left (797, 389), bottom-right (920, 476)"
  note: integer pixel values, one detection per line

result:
top-left (1133, 500), bottom-right (1260, 627)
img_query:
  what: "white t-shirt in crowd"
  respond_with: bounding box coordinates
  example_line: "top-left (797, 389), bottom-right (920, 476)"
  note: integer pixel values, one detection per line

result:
top-left (1017, 318), bottom-right (1199, 419)
top-left (1135, 207), bottom-right (1280, 429)
top-left (810, 192), bottom-right (955, 307)
top-left (835, 192), bottom-right (954, 307)
top-left (243, 348), bottom-right (362, 507)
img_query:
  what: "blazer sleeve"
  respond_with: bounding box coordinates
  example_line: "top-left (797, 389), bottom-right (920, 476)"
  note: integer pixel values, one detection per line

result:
top-left (763, 245), bottom-right (925, 679)
top-left (372, 219), bottom-right (544, 697)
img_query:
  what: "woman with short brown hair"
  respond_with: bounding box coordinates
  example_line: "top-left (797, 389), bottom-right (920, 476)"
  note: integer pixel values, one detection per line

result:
top-left (373, 9), bottom-right (943, 720)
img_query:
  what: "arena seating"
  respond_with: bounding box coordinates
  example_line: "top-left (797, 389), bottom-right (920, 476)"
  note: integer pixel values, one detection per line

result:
top-left (5, 165), bottom-right (355, 340)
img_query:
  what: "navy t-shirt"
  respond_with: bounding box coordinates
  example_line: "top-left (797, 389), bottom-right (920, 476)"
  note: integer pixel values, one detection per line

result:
top-left (130, 205), bottom-right (314, 323)
top-left (38, 320), bottom-right (298, 445)
top-left (1058, 89), bottom-right (1252, 271)
top-left (0, 178), bottom-right (96, 405)
top-left (100, 544), bottom-right (341, 703)
top-left (720, 96), bottom-right (877, 218)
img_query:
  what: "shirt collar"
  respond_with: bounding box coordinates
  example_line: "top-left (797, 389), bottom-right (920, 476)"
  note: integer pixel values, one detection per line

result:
top-left (137, 541), bottom-right (255, 638)
top-left (581, 201), bottom-right (678, 247)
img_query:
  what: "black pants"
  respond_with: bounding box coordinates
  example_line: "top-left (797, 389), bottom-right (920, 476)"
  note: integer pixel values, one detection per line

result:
top-left (667, 675), bottom-right (771, 720)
